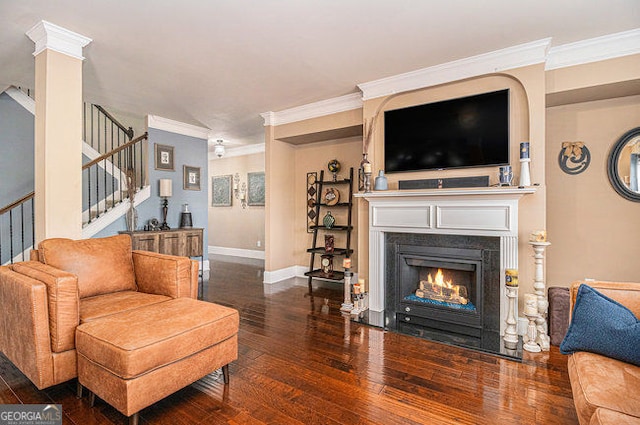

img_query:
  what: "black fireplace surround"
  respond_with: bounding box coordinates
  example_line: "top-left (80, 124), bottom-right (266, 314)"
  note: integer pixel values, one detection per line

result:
top-left (385, 233), bottom-right (510, 355)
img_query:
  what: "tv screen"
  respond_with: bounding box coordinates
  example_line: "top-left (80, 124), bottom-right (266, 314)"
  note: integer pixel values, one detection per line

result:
top-left (384, 89), bottom-right (509, 173)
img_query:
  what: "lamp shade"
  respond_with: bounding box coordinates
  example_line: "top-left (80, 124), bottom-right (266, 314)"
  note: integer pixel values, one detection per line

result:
top-left (159, 179), bottom-right (172, 197)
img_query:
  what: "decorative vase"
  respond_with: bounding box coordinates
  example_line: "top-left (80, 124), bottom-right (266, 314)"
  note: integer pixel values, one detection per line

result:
top-left (323, 211), bottom-right (335, 229)
top-left (126, 206), bottom-right (138, 231)
top-left (374, 170), bottom-right (388, 190)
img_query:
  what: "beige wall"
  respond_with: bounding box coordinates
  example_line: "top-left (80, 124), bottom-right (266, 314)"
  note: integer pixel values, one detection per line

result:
top-left (546, 95), bottom-right (640, 286)
top-left (208, 152), bottom-right (265, 251)
top-left (293, 137), bottom-right (362, 268)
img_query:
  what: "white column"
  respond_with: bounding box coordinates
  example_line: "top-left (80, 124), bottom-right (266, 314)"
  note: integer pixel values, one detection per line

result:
top-left (27, 21), bottom-right (91, 242)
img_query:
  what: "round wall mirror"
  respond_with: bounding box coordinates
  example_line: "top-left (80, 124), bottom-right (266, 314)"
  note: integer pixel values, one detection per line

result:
top-left (608, 126), bottom-right (640, 202)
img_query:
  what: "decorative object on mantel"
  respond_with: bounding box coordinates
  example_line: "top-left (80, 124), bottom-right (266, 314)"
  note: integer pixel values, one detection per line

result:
top-left (328, 159), bottom-right (341, 182)
top-left (359, 153), bottom-right (372, 192)
top-left (523, 293), bottom-right (542, 353)
top-left (530, 235), bottom-right (551, 351)
top-left (498, 165), bottom-right (513, 186)
top-left (559, 141), bottom-right (591, 175)
top-left (374, 170), bottom-right (388, 191)
top-left (519, 141), bottom-right (532, 186)
top-left (306, 172), bottom-right (318, 233)
top-left (159, 178), bottom-right (172, 230)
top-left (322, 211), bottom-right (335, 229)
top-left (503, 269), bottom-right (519, 350)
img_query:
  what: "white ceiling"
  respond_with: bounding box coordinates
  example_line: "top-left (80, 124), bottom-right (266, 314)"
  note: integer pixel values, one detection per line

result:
top-left (1, 1), bottom-right (638, 150)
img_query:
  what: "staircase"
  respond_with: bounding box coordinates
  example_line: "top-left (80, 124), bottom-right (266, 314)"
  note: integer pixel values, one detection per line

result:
top-left (0, 86), bottom-right (150, 265)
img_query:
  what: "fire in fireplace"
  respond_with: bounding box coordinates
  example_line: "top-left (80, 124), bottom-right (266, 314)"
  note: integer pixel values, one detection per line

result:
top-left (411, 268), bottom-right (472, 308)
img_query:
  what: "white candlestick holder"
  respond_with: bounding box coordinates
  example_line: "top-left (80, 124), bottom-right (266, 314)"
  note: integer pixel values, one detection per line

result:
top-left (503, 285), bottom-right (519, 349)
top-left (340, 270), bottom-right (353, 312)
top-left (530, 241), bottom-right (551, 351)
top-left (523, 311), bottom-right (541, 353)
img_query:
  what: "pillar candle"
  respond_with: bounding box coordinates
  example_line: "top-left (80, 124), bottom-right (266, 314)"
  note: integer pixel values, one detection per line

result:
top-left (505, 269), bottom-right (518, 287)
top-left (343, 258), bottom-right (352, 269)
top-left (524, 293), bottom-right (538, 315)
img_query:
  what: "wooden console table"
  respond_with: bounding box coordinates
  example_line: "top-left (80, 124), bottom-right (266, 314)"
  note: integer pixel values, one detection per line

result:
top-left (120, 228), bottom-right (204, 298)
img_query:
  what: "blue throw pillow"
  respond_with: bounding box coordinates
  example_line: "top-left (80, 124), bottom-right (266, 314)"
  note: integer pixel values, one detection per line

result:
top-left (560, 284), bottom-right (640, 366)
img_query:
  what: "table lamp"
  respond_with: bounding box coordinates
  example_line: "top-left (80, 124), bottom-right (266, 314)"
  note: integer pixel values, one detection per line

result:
top-left (159, 179), bottom-right (172, 230)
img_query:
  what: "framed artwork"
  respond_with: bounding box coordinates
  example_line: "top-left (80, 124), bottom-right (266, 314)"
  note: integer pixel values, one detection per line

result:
top-left (154, 144), bottom-right (175, 171)
top-left (211, 175), bottom-right (232, 207)
top-left (247, 171), bottom-right (265, 206)
top-left (183, 165), bottom-right (201, 191)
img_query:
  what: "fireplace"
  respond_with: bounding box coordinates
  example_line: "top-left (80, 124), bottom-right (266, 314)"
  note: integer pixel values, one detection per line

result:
top-left (386, 233), bottom-right (500, 346)
top-left (355, 187), bottom-right (536, 358)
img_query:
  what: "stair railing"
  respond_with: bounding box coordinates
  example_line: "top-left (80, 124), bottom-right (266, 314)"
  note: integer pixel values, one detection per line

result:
top-left (82, 132), bottom-right (148, 225)
top-left (83, 103), bottom-right (134, 155)
top-left (0, 192), bottom-right (35, 264)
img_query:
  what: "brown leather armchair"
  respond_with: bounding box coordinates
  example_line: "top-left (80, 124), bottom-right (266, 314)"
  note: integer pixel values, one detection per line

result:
top-left (0, 234), bottom-right (198, 389)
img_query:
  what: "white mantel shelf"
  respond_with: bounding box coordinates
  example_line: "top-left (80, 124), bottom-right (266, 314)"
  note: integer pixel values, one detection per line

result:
top-left (354, 186), bottom-right (537, 200)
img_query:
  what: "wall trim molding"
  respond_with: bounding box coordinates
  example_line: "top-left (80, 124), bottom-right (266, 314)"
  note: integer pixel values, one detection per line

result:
top-left (546, 28), bottom-right (640, 70)
top-left (147, 115), bottom-right (210, 140)
top-left (263, 265), bottom-right (308, 284)
top-left (208, 246), bottom-right (265, 260)
top-left (4, 87), bottom-right (35, 114)
top-left (26, 20), bottom-right (92, 60)
top-left (260, 92), bottom-right (363, 127)
top-left (209, 143), bottom-right (265, 160)
top-left (358, 38), bottom-right (551, 100)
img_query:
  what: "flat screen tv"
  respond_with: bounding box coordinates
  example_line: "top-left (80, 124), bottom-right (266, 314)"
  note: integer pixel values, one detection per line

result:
top-left (384, 89), bottom-right (509, 173)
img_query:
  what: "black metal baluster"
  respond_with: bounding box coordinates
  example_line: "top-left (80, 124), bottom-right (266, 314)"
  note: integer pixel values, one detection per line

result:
top-left (87, 165), bottom-right (92, 223)
top-left (20, 203), bottom-right (25, 261)
top-left (95, 166), bottom-right (99, 218)
top-left (9, 210), bottom-right (14, 264)
top-left (111, 123), bottom-right (115, 209)
top-left (31, 198), bottom-right (35, 251)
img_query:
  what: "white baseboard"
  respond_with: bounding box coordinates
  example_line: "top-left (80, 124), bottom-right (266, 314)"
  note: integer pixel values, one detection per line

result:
top-left (263, 265), bottom-right (308, 284)
top-left (208, 246), bottom-right (265, 260)
top-left (200, 259), bottom-right (210, 272)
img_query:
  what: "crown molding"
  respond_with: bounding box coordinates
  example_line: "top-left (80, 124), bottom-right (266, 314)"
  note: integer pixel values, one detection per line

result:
top-left (146, 115), bottom-right (210, 139)
top-left (546, 28), bottom-right (640, 70)
top-left (260, 92), bottom-right (363, 127)
top-left (358, 38), bottom-right (551, 100)
top-left (26, 20), bottom-right (92, 60)
top-left (208, 143), bottom-right (265, 160)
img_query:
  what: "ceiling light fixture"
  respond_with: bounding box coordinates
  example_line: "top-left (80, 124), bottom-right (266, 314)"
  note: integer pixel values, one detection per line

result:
top-left (214, 139), bottom-right (225, 158)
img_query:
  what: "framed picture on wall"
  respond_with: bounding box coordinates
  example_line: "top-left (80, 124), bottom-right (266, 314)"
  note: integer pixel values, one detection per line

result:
top-left (212, 175), bottom-right (232, 207)
top-left (183, 165), bottom-right (201, 191)
top-left (154, 144), bottom-right (175, 171)
top-left (247, 171), bottom-right (265, 206)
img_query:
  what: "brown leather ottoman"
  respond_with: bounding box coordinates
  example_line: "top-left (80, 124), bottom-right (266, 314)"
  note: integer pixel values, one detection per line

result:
top-left (76, 298), bottom-right (239, 425)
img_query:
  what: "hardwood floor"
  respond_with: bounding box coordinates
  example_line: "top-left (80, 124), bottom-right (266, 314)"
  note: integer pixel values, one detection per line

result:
top-left (0, 255), bottom-right (579, 424)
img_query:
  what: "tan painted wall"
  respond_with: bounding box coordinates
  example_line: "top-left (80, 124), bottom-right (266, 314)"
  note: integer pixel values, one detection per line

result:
top-left (34, 49), bottom-right (84, 242)
top-left (546, 95), bottom-right (640, 286)
top-left (265, 129), bottom-right (296, 271)
top-left (360, 66), bottom-right (548, 303)
top-left (208, 152), bottom-right (265, 251)
top-left (293, 137), bottom-right (362, 268)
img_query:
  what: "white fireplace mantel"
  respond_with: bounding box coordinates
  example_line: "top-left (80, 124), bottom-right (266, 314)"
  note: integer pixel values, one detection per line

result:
top-left (355, 186), bottom-right (536, 336)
